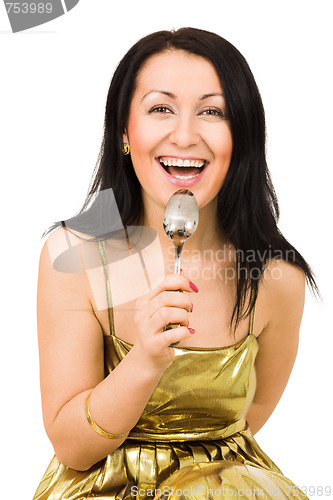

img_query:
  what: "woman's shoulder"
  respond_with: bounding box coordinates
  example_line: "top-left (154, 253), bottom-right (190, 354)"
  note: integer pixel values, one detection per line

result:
top-left (256, 258), bottom-right (306, 336)
top-left (39, 226), bottom-right (107, 315)
top-left (261, 258), bottom-right (306, 298)
top-left (38, 227), bottom-right (95, 304)
top-left (40, 225), bottom-right (100, 273)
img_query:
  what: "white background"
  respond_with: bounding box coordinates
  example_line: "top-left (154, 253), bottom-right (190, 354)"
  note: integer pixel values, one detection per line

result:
top-left (1, 1), bottom-right (332, 498)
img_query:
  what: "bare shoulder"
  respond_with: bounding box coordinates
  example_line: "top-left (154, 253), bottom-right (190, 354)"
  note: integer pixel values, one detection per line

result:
top-left (263, 258), bottom-right (306, 293)
top-left (38, 226), bottom-right (105, 327)
top-left (257, 258), bottom-right (306, 333)
top-left (41, 225), bottom-right (96, 270)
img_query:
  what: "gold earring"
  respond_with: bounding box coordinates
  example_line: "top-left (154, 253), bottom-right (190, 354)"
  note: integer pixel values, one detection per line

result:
top-left (122, 143), bottom-right (130, 155)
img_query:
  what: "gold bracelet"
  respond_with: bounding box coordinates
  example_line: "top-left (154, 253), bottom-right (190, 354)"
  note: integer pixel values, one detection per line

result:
top-left (85, 393), bottom-right (128, 439)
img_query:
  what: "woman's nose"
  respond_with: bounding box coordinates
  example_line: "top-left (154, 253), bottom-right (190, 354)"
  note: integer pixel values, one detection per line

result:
top-left (168, 114), bottom-right (200, 148)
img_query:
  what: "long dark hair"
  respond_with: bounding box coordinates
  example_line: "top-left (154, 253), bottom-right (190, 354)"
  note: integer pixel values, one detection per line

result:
top-left (42, 27), bottom-right (320, 332)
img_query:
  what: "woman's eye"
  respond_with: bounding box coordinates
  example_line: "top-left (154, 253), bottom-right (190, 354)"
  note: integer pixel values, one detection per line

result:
top-left (201, 108), bottom-right (224, 118)
top-left (149, 105), bottom-right (172, 114)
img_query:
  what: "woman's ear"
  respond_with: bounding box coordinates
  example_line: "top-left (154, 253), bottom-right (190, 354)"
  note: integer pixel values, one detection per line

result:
top-left (123, 131), bottom-right (129, 144)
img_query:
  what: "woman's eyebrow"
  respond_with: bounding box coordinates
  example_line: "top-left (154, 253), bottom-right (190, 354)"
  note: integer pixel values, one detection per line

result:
top-left (141, 90), bottom-right (175, 102)
top-left (200, 92), bottom-right (224, 100)
top-left (141, 90), bottom-right (224, 102)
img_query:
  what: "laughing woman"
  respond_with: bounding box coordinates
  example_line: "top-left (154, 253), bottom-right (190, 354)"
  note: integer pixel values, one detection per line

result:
top-left (33, 28), bottom-right (319, 499)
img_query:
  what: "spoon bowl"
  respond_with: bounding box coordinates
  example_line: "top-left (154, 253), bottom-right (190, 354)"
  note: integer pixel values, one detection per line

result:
top-left (163, 189), bottom-right (199, 274)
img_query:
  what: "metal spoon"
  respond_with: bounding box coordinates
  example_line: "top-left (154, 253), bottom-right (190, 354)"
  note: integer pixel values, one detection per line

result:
top-left (163, 189), bottom-right (199, 346)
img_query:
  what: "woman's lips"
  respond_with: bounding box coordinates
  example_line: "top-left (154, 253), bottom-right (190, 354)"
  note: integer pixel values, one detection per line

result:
top-left (156, 157), bottom-right (209, 187)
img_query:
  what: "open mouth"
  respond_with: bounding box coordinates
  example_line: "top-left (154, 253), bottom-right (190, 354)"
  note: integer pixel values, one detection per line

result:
top-left (158, 157), bottom-right (207, 179)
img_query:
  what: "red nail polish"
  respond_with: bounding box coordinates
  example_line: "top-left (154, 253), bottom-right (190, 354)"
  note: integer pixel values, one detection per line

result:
top-left (189, 281), bottom-right (199, 293)
top-left (188, 327), bottom-right (195, 334)
top-left (190, 303), bottom-right (193, 312)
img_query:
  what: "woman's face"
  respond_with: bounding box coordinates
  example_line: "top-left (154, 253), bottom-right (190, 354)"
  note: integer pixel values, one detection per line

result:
top-left (124, 50), bottom-right (233, 212)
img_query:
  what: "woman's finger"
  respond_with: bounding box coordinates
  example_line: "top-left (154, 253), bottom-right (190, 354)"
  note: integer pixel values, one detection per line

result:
top-left (143, 274), bottom-right (199, 303)
top-left (147, 291), bottom-right (193, 319)
top-left (149, 306), bottom-right (189, 331)
top-left (160, 326), bottom-right (195, 349)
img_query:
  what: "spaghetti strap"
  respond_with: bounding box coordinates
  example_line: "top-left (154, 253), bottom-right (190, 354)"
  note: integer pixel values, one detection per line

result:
top-left (97, 240), bottom-right (115, 336)
top-left (249, 305), bottom-right (255, 336)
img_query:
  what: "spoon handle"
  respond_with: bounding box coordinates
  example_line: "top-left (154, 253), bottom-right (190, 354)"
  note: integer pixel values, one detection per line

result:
top-left (174, 243), bottom-right (183, 275)
top-left (165, 243), bottom-right (184, 347)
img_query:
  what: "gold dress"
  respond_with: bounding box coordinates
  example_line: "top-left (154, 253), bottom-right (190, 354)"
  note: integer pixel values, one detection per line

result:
top-left (33, 241), bottom-right (308, 500)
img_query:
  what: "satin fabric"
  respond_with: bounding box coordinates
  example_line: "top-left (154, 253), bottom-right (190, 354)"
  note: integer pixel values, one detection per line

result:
top-left (32, 239), bottom-right (309, 499)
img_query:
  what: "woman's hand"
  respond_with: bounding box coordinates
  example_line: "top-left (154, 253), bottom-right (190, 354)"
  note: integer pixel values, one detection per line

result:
top-left (131, 272), bottom-right (198, 372)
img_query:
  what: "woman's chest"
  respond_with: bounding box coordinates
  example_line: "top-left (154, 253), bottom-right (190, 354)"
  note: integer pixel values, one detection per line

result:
top-left (94, 270), bottom-right (255, 348)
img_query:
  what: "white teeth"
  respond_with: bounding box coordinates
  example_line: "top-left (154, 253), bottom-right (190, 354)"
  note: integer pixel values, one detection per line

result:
top-left (172, 172), bottom-right (201, 179)
top-left (160, 158), bottom-right (205, 168)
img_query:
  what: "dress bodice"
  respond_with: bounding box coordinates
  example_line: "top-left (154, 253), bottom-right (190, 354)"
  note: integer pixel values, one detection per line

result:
top-left (104, 334), bottom-right (258, 442)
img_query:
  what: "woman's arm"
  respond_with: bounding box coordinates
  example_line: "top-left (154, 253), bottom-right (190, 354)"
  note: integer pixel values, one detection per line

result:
top-left (37, 228), bottom-right (195, 471)
top-left (37, 232), bottom-right (166, 471)
top-left (246, 259), bottom-right (306, 435)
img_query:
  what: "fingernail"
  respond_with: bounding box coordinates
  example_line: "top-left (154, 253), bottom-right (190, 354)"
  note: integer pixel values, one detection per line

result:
top-left (189, 281), bottom-right (199, 293)
top-left (190, 303), bottom-right (193, 312)
top-left (188, 327), bottom-right (195, 334)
